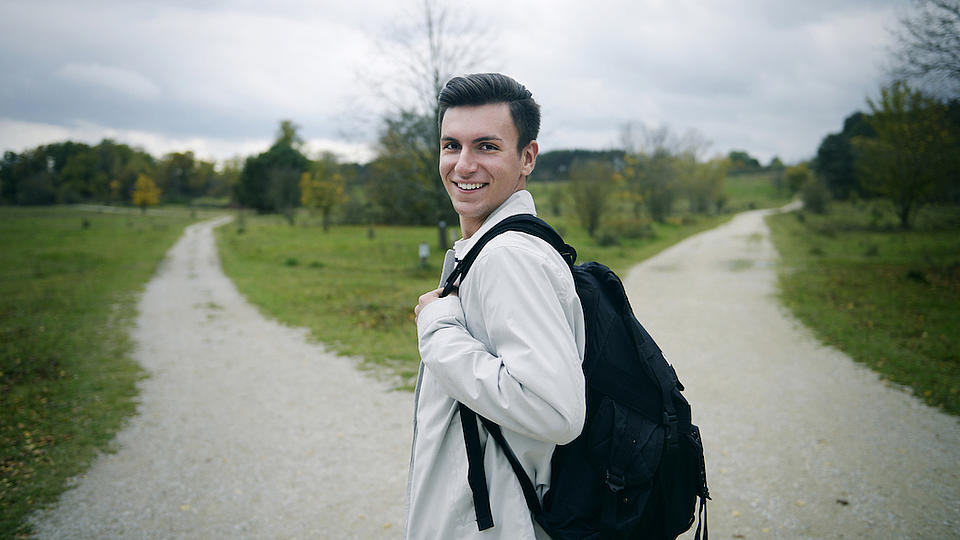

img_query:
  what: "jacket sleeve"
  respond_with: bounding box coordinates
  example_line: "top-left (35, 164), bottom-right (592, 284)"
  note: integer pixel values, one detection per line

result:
top-left (416, 240), bottom-right (586, 444)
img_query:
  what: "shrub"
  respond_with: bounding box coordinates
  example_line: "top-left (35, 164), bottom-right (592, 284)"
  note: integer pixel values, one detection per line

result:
top-left (801, 179), bottom-right (831, 214)
top-left (603, 217), bottom-right (655, 239)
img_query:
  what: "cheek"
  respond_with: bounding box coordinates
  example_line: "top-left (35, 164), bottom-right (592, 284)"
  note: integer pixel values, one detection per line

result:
top-left (439, 156), bottom-right (456, 177)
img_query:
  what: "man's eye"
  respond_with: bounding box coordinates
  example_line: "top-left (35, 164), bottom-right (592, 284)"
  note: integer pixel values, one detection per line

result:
top-left (479, 143), bottom-right (499, 151)
top-left (442, 142), bottom-right (460, 151)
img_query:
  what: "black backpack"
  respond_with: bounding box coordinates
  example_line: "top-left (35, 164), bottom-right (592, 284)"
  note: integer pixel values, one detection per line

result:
top-left (441, 214), bottom-right (709, 540)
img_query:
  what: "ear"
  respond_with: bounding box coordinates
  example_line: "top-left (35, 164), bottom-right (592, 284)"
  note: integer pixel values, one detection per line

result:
top-left (520, 140), bottom-right (539, 176)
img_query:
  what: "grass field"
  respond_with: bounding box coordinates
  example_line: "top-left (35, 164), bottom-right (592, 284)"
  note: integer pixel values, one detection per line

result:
top-left (0, 207), bottom-right (200, 537)
top-left (723, 170), bottom-right (792, 211)
top-left (216, 214), bottom-right (732, 389)
top-left (0, 171), bottom-right (790, 535)
top-left (767, 201), bottom-right (960, 415)
top-left (216, 175), bottom-right (791, 389)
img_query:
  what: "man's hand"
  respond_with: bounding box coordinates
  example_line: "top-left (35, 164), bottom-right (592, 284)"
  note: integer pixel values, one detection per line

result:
top-left (415, 287), bottom-right (455, 322)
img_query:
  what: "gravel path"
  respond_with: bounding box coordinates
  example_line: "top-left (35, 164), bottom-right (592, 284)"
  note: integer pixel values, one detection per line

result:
top-left (32, 217), bottom-right (412, 539)
top-left (32, 208), bottom-right (960, 539)
top-left (623, 207), bottom-right (960, 539)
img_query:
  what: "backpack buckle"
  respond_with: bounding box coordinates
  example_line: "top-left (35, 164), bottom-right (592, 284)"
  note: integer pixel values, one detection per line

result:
top-left (603, 470), bottom-right (625, 493)
top-left (663, 412), bottom-right (679, 447)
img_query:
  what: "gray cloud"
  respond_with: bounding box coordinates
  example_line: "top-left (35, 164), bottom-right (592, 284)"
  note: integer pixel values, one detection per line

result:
top-left (1, 0), bottom-right (902, 163)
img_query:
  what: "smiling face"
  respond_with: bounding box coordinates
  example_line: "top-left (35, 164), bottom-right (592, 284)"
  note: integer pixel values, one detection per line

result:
top-left (439, 103), bottom-right (538, 239)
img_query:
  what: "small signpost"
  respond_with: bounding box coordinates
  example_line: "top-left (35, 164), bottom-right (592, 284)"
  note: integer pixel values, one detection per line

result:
top-left (419, 242), bottom-right (430, 268)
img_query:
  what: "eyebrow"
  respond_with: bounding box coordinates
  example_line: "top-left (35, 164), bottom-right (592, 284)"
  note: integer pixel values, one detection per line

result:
top-left (441, 135), bottom-right (505, 144)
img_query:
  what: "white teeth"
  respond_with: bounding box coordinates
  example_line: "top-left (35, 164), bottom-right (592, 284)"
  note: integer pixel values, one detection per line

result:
top-left (457, 183), bottom-right (484, 191)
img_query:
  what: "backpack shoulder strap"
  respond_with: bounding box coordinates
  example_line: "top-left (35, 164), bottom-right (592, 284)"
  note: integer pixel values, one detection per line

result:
top-left (459, 404), bottom-right (542, 521)
top-left (448, 214), bottom-right (573, 530)
top-left (441, 214), bottom-right (576, 297)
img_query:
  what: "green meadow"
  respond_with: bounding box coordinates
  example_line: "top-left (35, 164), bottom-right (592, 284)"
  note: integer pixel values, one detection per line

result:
top-left (0, 207), bottom-right (201, 537)
top-left (0, 173), bottom-right (794, 535)
top-left (215, 175), bottom-right (792, 390)
top-left (767, 202), bottom-right (960, 415)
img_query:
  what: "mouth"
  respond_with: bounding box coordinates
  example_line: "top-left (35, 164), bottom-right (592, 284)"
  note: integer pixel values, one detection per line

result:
top-left (454, 182), bottom-right (487, 192)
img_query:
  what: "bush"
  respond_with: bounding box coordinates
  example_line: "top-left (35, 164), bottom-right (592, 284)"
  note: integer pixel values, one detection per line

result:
top-left (801, 179), bottom-right (831, 214)
top-left (785, 164), bottom-right (813, 194)
top-left (602, 217), bottom-right (655, 239)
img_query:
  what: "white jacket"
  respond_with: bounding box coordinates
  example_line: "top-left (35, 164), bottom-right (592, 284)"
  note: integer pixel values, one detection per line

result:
top-left (404, 190), bottom-right (586, 540)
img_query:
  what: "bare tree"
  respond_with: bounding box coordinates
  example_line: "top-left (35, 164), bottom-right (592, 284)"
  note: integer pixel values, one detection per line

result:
top-left (364, 0), bottom-right (497, 247)
top-left (381, 1), bottom-right (491, 118)
top-left (890, 0), bottom-right (960, 97)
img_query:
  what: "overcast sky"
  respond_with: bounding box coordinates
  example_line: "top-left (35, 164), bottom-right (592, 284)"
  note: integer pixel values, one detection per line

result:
top-left (0, 0), bottom-right (903, 165)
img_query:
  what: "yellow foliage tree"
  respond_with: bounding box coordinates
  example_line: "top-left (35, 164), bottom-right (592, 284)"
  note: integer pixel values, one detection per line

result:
top-left (131, 174), bottom-right (161, 213)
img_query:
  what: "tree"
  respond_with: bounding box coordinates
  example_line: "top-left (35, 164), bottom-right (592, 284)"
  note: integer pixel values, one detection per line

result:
top-left (367, 0), bottom-right (492, 242)
top-left (366, 111), bottom-right (447, 225)
top-left (616, 123), bottom-right (714, 222)
top-left (156, 151), bottom-right (215, 202)
top-left (236, 120), bottom-right (310, 216)
top-left (854, 81), bottom-right (957, 228)
top-left (1, 148), bottom-right (57, 205)
top-left (58, 149), bottom-right (103, 202)
top-left (300, 153), bottom-right (346, 231)
top-left (131, 173), bottom-right (161, 212)
top-left (267, 166), bottom-right (302, 225)
top-left (531, 149), bottom-right (625, 182)
top-left (768, 156), bottom-right (786, 194)
top-left (814, 112), bottom-right (876, 199)
top-left (631, 126), bottom-right (688, 222)
top-left (213, 156), bottom-right (244, 200)
top-left (569, 159), bottom-right (619, 237)
top-left (0, 140), bottom-right (155, 205)
top-left (727, 150), bottom-right (761, 172)
top-left (1, 151), bottom-right (17, 203)
top-left (890, 0), bottom-right (960, 97)
top-left (680, 156), bottom-right (729, 213)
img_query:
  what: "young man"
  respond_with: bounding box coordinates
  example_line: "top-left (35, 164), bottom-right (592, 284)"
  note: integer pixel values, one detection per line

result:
top-left (405, 73), bottom-right (586, 539)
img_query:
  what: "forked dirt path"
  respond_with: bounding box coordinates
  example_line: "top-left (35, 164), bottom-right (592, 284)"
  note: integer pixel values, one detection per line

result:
top-left (32, 208), bottom-right (959, 539)
top-left (32, 217), bottom-right (412, 539)
top-left (623, 206), bottom-right (960, 539)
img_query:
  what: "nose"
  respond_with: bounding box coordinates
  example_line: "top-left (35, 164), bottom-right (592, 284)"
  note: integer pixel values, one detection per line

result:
top-left (454, 148), bottom-right (478, 177)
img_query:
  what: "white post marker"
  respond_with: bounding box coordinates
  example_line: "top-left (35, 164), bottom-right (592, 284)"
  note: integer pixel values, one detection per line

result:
top-left (419, 242), bottom-right (430, 267)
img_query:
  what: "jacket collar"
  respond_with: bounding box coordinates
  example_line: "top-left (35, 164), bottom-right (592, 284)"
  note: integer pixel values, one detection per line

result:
top-left (453, 189), bottom-right (537, 261)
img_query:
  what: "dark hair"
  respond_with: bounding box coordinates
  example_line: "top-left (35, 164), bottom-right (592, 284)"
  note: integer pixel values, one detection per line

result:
top-left (438, 73), bottom-right (541, 152)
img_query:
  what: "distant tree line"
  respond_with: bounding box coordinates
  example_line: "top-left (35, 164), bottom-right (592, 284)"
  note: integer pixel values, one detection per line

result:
top-left (0, 139), bottom-right (238, 207)
top-left (519, 124), bottom-right (766, 241)
top-left (526, 129), bottom-right (791, 240)
top-left (1, 113), bottom-right (782, 236)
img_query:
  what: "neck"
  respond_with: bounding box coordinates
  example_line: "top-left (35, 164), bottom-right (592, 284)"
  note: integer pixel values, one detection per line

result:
top-left (459, 186), bottom-right (526, 240)
top-left (460, 216), bottom-right (482, 240)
